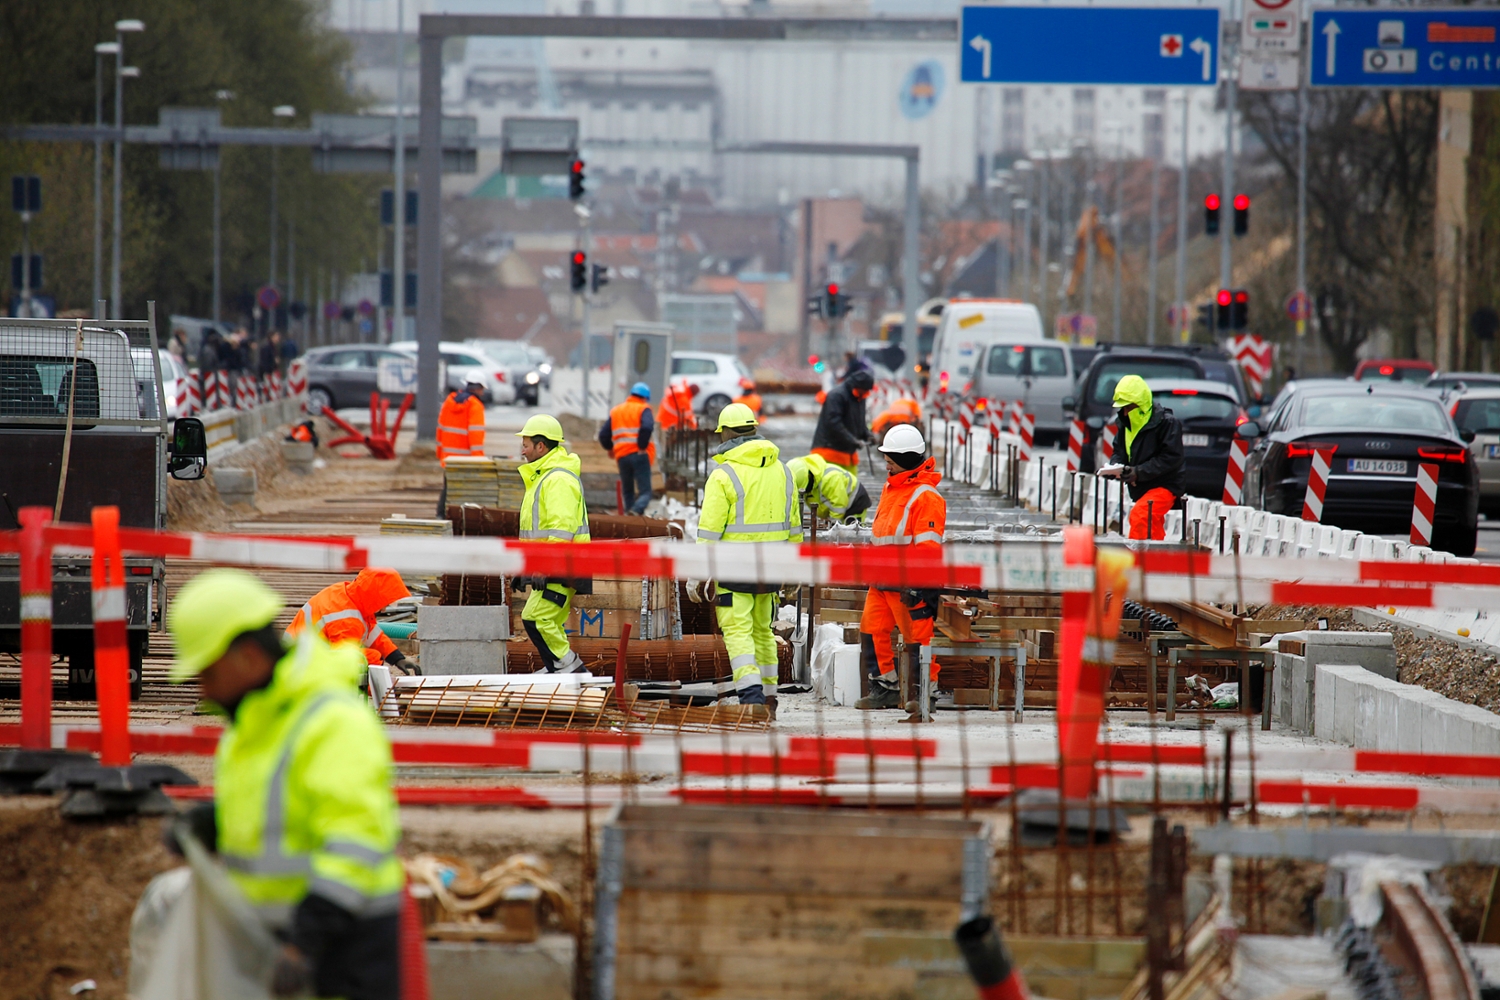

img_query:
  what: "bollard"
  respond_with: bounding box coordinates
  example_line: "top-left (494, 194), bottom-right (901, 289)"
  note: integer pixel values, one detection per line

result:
top-left (18, 507), bottom-right (53, 749)
top-left (1148, 501), bottom-right (1155, 543)
top-left (1117, 480), bottom-right (1125, 536)
top-left (91, 507), bottom-right (131, 767)
top-left (1219, 515), bottom-right (1228, 555)
top-left (1049, 465), bottom-right (1057, 522)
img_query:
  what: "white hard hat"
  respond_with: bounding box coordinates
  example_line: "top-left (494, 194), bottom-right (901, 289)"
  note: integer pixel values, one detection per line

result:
top-left (877, 423), bottom-right (926, 455)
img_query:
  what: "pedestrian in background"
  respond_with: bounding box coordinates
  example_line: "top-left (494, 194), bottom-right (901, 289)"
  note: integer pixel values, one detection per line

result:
top-left (599, 381), bottom-right (655, 515)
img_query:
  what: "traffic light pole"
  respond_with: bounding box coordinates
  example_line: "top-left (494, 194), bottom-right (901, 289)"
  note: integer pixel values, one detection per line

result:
top-left (1175, 90), bottom-right (1189, 343)
top-left (1219, 21), bottom-right (1237, 292)
top-left (579, 207), bottom-right (594, 419)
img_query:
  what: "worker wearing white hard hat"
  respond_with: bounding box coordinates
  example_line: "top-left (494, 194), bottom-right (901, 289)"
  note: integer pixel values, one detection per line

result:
top-left (855, 423), bottom-right (949, 714)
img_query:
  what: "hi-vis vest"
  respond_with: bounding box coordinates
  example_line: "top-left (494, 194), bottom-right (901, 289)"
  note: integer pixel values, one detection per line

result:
top-left (696, 438), bottom-right (801, 544)
top-left (518, 448), bottom-right (591, 543)
top-left (871, 460), bottom-right (946, 547)
top-left (608, 396), bottom-right (651, 458)
top-left (436, 392), bottom-right (486, 466)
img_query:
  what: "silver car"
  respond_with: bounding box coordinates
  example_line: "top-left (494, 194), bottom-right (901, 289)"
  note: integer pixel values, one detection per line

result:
top-left (1452, 387), bottom-right (1500, 517)
top-left (467, 339), bottom-right (541, 405)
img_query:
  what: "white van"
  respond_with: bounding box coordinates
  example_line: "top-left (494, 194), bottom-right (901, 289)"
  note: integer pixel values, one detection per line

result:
top-left (971, 341), bottom-right (1075, 447)
top-left (928, 299), bottom-right (1045, 395)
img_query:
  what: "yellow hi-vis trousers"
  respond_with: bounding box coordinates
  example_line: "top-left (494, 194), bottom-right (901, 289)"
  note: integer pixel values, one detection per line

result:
top-left (715, 589), bottom-right (777, 698)
top-left (521, 583), bottom-right (583, 671)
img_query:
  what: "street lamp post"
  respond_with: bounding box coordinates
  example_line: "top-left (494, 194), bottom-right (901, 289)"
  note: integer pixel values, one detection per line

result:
top-left (93, 41), bottom-right (119, 313)
top-left (270, 105), bottom-right (296, 324)
top-left (1014, 159), bottom-right (1034, 303)
top-left (392, 0), bottom-right (407, 346)
top-left (212, 90), bottom-right (234, 327)
top-left (110, 19), bottom-right (143, 320)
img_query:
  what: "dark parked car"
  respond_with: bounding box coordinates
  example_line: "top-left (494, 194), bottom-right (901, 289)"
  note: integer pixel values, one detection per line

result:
top-left (1066, 345), bottom-right (1249, 472)
top-left (302, 345), bottom-right (423, 413)
top-left (1139, 379), bottom-right (1248, 500)
top-left (1240, 383), bottom-right (1479, 556)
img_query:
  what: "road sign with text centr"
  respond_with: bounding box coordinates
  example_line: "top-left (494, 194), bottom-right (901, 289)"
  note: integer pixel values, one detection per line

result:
top-left (961, 6), bottom-right (1220, 86)
top-left (1311, 8), bottom-right (1500, 88)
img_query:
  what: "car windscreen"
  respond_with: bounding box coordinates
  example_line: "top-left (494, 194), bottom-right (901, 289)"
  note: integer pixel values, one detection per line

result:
top-left (1153, 390), bottom-right (1237, 422)
top-left (473, 342), bottom-right (529, 365)
top-left (1298, 394), bottom-right (1451, 433)
top-left (1089, 359), bottom-right (1199, 404)
top-left (1454, 397), bottom-right (1500, 434)
top-left (0, 356), bottom-right (100, 418)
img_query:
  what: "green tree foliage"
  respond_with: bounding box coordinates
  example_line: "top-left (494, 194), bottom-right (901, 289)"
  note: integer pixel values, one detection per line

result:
top-left (0, 0), bottom-right (380, 323)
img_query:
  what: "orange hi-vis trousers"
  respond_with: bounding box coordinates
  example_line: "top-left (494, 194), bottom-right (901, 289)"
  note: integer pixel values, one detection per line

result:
top-left (860, 589), bottom-right (937, 681)
top-left (1128, 487), bottom-right (1176, 540)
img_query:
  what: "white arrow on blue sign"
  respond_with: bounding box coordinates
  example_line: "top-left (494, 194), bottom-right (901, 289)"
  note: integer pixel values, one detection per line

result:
top-left (1312, 8), bottom-right (1500, 88)
top-left (960, 6), bottom-right (1220, 86)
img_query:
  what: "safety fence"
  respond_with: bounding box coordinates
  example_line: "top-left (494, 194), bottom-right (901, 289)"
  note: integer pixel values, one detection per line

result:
top-left (174, 358), bottom-right (307, 417)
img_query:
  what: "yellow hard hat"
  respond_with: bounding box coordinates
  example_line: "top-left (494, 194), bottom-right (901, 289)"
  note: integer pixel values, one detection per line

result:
top-left (516, 414), bottom-right (564, 441)
top-left (715, 402), bottom-right (758, 432)
top-left (167, 568), bottom-right (284, 681)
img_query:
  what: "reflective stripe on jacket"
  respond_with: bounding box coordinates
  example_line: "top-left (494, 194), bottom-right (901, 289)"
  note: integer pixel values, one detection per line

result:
top-left (285, 569), bottom-right (409, 667)
top-left (606, 397), bottom-right (653, 459)
top-left (696, 435), bottom-right (801, 544)
top-left (519, 444), bottom-right (591, 543)
top-left (658, 385), bottom-right (698, 431)
top-left (871, 457), bottom-right (946, 548)
top-left (787, 453), bottom-right (858, 521)
top-left (216, 631), bottom-right (405, 927)
top-left (436, 392), bottom-right (486, 467)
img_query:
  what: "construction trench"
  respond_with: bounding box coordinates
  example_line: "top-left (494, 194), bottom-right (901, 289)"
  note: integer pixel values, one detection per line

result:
top-left (8, 404), bottom-right (1500, 1000)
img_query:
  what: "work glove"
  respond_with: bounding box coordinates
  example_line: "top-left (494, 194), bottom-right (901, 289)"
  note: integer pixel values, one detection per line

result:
top-left (271, 944), bottom-right (313, 999)
top-left (683, 580), bottom-right (716, 604)
top-left (391, 656), bottom-right (422, 677)
top-left (778, 582), bottom-right (800, 602)
top-left (162, 801), bottom-right (217, 857)
top-left (900, 589), bottom-right (942, 612)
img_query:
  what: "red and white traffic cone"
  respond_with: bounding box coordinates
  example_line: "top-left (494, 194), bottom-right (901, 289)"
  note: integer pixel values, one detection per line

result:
top-left (1222, 437), bottom-right (1249, 505)
top-left (1018, 411), bottom-right (1035, 463)
top-left (91, 507), bottom-right (131, 767)
top-left (1300, 447), bottom-right (1336, 522)
top-left (1100, 421), bottom-right (1117, 464)
top-left (1409, 462), bottom-right (1439, 547)
top-left (1066, 419), bottom-right (1085, 473)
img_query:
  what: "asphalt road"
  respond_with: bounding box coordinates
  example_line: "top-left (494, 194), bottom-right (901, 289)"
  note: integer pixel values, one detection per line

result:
top-left (1477, 518), bottom-right (1500, 561)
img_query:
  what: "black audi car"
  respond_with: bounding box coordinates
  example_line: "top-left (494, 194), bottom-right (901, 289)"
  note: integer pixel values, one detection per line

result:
top-left (1239, 383), bottom-right (1479, 555)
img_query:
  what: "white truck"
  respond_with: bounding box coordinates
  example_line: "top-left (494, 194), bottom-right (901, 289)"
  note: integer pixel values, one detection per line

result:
top-left (0, 307), bottom-right (208, 698)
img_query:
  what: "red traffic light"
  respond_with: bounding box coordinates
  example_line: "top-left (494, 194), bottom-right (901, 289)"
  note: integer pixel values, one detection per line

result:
top-left (1216, 289), bottom-right (1232, 307)
top-left (570, 158), bottom-right (584, 174)
top-left (572, 250), bottom-right (585, 264)
top-left (807, 355), bottom-right (820, 366)
top-left (827, 283), bottom-right (839, 296)
top-left (1233, 194), bottom-right (1249, 211)
top-left (1233, 290), bottom-right (1249, 304)
top-left (1205, 194), bottom-right (1221, 211)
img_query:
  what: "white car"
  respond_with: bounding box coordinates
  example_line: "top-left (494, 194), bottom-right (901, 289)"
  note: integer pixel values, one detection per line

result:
top-left (130, 347), bottom-right (191, 419)
top-left (670, 351), bottom-right (754, 423)
top-left (390, 341), bottom-right (515, 404)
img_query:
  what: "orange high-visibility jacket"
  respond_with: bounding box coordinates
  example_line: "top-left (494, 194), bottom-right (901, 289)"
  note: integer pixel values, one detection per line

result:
top-left (436, 391), bottom-right (486, 466)
top-left (608, 396), bottom-right (655, 462)
top-left (658, 384), bottom-right (698, 431)
top-left (734, 391), bottom-right (763, 417)
top-left (870, 457), bottom-right (946, 549)
top-left (286, 568), bottom-right (410, 666)
top-left (872, 398), bottom-right (922, 437)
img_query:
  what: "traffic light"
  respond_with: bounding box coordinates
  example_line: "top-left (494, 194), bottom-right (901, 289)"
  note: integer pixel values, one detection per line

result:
top-left (1196, 302), bottom-right (1215, 334)
top-left (568, 158), bottom-right (585, 200)
top-left (1231, 289), bottom-right (1249, 329)
top-left (808, 354), bottom-right (826, 373)
top-left (1215, 288), bottom-right (1232, 330)
top-left (1204, 193), bottom-right (1221, 236)
top-left (824, 283), bottom-right (849, 319)
top-left (570, 250), bottom-right (587, 292)
top-left (1233, 194), bottom-right (1249, 236)
top-left (590, 262), bottom-right (609, 293)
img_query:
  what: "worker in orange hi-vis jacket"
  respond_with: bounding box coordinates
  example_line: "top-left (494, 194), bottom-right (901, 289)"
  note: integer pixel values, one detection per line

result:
top-left (871, 397), bottom-right (923, 439)
top-left (658, 379), bottom-right (700, 432)
top-left (286, 568), bottom-right (420, 676)
top-left (734, 378), bottom-right (763, 418)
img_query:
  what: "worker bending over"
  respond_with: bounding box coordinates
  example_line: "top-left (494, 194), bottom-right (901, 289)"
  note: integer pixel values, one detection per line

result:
top-left (600, 381), bottom-right (655, 515)
top-left (688, 403), bottom-right (799, 716)
top-left (518, 414), bottom-right (591, 673)
top-left (435, 376), bottom-right (488, 516)
top-left (855, 424), bottom-right (948, 714)
top-left (734, 378), bottom-right (763, 418)
top-left (167, 569), bottom-right (406, 1000)
top-left (871, 396), bottom-right (922, 439)
top-left (811, 368), bottom-right (874, 472)
top-left (658, 379), bottom-right (699, 432)
top-left (1098, 374), bottom-right (1184, 541)
top-left (286, 568), bottom-right (419, 676)
top-left (787, 452), bottom-right (871, 524)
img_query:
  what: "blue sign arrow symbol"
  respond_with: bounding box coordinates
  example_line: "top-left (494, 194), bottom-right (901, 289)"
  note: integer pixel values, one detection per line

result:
top-left (969, 34), bottom-right (992, 79)
top-left (1189, 36), bottom-right (1213, 81)
top-left (1323, 18), bottom-right (1340, 78)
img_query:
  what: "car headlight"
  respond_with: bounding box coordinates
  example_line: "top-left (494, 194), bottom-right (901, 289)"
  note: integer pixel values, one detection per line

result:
top-left (526, 372), bottom-right (540, 384)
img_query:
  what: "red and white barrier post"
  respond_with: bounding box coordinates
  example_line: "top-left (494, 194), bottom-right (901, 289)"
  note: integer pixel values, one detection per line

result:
top-left (1007, 400), bottom-right (1022, 436)
top-left (1018, 411), bottom-right (1035, 463)
top-left (1099, 421), bottom-right (1117, 464)
top-left (1410, 462), bottom-right (1439, 547)
top-left (91, 507), bottom-right (132, 767)
top-left (1066, 419), bottom-right (1085, 473)
top-left (1300, 447), bottom-right (1336, 522)
top-left (184, 370), bottom-right (202, 416)
top-left (18, 508), bottom-right (53, 750)
top-left (1222, 437), bottom-right (1249, 505)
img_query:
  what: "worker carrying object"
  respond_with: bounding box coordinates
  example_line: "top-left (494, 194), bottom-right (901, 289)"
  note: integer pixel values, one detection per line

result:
top-left (286, 568), bottom-right (420, 676)
top-left (811, 368), bottom-right (875, 472)
top-left (734, 378), bottom-right (763, 418)
top-left (658, 379), bottom-right (699, 432)
top-left (871, 397), bottom-right (923, 439)
top-left (518, 414), bottom-right (592, 673)
top-left (435, 377), bottom-right (488, 516)
top-left (787, 452), bottom-right (871, 524)
top-left (287, 420), bottom-right (319, 447)
top-left (685, 402), bottom-right (800, 717)
top-left (1096, 374), bottom-right (1184, 541)
top-left (855, 423), bottom-right (949, 714)
top-left (166, 568), bottom-right (407, 1000)
top-left (599, 381), bottom-right (655, 515)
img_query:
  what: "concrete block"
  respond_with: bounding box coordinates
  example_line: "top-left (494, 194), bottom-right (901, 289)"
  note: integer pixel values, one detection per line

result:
top-left (426, 935), bottom-right (574, 1000)
top-left (214, 467), bottom-right (256, 506)
top-left (1283, 629), bottom-right (1398, 682)
top-left (418, 605), bottom-right (511, 675)
top-left (281, 440), bottom-right (316, 474)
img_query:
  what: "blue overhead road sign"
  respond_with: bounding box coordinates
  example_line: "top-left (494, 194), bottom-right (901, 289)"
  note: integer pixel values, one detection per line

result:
top-left (1312, 8), bottom-right (1500, 89)
top-left (960, 6), bottom-right (1220, 86)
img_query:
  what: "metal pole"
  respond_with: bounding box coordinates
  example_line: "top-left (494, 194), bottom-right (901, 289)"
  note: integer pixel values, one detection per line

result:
top-left (1147, 153), bottom-right (1161, 345)
top-left (1038, 151), bottom-right (1051, 328)
top-left (1295, 34), bottom-right (1309, 361)
top-left (1110, 134), bottom-right (1122, 341)
top-left (212, 153), bottom-right (221, 325)
top-left (287, 218), bottom-right (295, 336)
top-left (93, 48), bottom-right (108, 311)
top-left (1020, 197), bottom-right (1033, 305)
top-left (903, 154), bottom-right (920, 373)
top-left (269, 146), bottom-right (278, 293)
top-left (800, 197), bottom-right (813, 364)
top-left (20, 214), bottom-right (31, 315)
top-left (110, 30), bottom-right (125, 319)
top-left (1083, 181), bottom-right (1096, 317)
top-left (581, 209), bottom-right (593, 418)
top-left (416, 31), bottom-right (443, 442)
top-left (392, 0), bottom-right (406, 347)
top-left (1176, 91), bottom-right (1190, 344)
top-left (1220, 26), bottom-right (1236, 291)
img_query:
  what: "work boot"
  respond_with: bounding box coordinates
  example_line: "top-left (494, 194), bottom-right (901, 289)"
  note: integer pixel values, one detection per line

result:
top-left (855, 675), bottom-right (901, 710)
top-left (765, 694), bottom-right (779, 723)
top-left (553, 650), bottom-right (586, 674)
top-left (904, 688), bottom-right (955, 718)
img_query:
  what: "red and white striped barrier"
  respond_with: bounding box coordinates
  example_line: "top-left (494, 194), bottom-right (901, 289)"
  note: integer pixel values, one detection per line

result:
top-left (233, 374), bottom-right (254, 411)
top-left (957, 399), bottom-right (975, 446)
top-left (1007, 400), bottom-right (1022, 436)
top-left (1100, 421), bottom-right (1117, 463)
top-left (17, 509), bottom-right (53, 750)
top-left (266, 371), bottom-right (283, 400)
top-left (1018, 411), bottom-right (1035, 463)
top-left (1410, 462), bottom-right (1439, 547)
top-left (287, 357), bottom-right (307, 397)
top-left (1222, 437), bottom-right (1249, 505)
top-left (1066, 419), bottom-right (1085, 473)
top-left (1300, 447), bottom-right (1335, 522)
top-left (184, 370), bottom-right (203, 416)
top-left (1229, 334), bottom-right (1274, 401)
top-left (90, 508), bottom-right (132, 767)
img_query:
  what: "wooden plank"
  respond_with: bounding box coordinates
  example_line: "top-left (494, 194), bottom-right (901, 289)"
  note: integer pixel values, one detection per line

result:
top-left (816, 608), bottom-right (864, 624)
top-left (613, 805), bottom-right (985, 836)
top-left (973, 616), bottom-right (1063, 630)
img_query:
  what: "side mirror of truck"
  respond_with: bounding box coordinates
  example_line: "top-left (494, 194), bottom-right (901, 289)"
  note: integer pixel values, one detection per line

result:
top-left (169, 417), bottom-right (208, 481)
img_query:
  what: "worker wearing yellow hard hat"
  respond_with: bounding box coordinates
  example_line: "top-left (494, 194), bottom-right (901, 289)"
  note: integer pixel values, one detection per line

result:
top-left (514, 413), bottom-right (592, 673)
top-left (686, 402), bottom-right (799, 719)
top-left (166, 568), bottom-right (405, 999)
